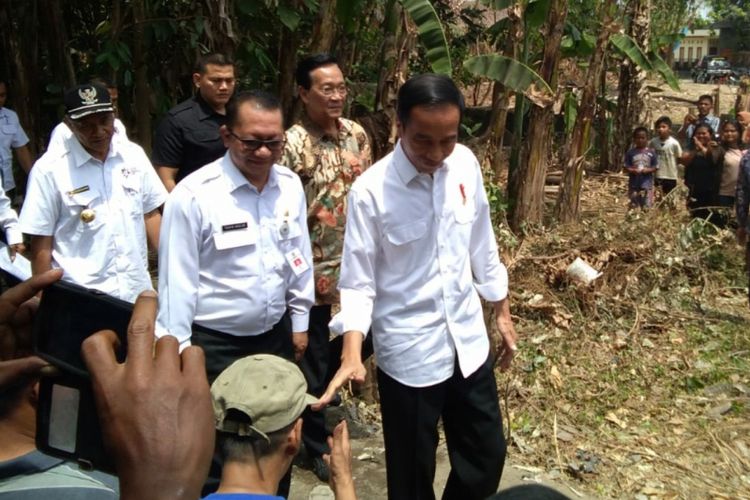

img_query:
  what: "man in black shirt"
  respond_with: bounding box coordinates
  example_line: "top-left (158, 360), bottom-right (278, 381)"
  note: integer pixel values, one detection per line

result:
top-left (152, 53), bottom-right (236, 192)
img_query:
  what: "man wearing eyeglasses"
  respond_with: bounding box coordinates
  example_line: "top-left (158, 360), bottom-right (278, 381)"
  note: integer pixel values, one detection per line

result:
top-left (156, 90), bottom-right (314, 497)
top-left (156, 89), bottom-right (313, 386)
top-left (281, 53), bottom-right (372, 483)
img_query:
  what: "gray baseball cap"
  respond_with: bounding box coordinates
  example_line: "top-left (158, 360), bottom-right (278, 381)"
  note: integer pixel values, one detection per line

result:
top-left (211, 354), bottom-right (318, 442)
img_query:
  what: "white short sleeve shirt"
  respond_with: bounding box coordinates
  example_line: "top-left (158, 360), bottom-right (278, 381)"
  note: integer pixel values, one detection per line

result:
top-left (0, 107), bottom-right (30, 192)
top-left (19, 136), bottom-right (167, 302)
top-left (156, 154), bottom-right (314, 349)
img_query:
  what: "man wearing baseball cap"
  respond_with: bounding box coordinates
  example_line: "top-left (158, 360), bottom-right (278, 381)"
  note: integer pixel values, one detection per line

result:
top-left (207, 354), bottom-right (356, 500)
top-left (19, 83), bottom-right (167, 302)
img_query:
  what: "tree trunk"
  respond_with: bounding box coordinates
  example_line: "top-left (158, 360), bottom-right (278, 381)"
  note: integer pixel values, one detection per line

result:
top-left (597, 56), bottom-right (611, 172)
top-left (611, 0), bottom-right (651, 172)
top-left (132, 0), bottom-right (151, 152)
top-left (508, 0), bottom-right (568, 232)
top-left (308, 0), bottom-right (337, 54)
top-left (40, 0), bottom-right (76, 89)
top-left (556, 3), bottom-right (617, 222)
top-left (0, 1), bottom-right (42, 155)
top-left (484, 82), bottom-right (512, 182)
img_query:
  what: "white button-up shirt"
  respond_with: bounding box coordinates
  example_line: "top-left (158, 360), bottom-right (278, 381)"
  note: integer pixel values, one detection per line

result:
top-left (332, 142), bottom-right (509, 387)
top-left (0, 107), bottom-right (30, 192)
top-left (19, 135), bottom-right (167, 302)
top-left (0, 186), bottom-right (21, 245)
top-left (156, 154), bottom-right (314, 349)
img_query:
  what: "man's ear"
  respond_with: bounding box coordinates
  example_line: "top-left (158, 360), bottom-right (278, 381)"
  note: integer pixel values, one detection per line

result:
top-left (285, 418), bottom-right (303, 457)
top-left (192, 72), bottom-right (202, 89)
top-left (298, 86), bottom-right (309, 106)
top-left (219, 124), bottom-right (231, 148)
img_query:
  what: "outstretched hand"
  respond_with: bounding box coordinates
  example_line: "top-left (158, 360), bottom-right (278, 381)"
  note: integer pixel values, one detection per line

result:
top-left (312, 331), bottom-right (366, 411)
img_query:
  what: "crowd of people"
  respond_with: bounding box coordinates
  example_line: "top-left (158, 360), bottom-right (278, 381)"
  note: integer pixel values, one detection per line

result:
top-left (0, 52), bottom-right (521, 500)
top-left (623, 94), bottom-right (750, 300)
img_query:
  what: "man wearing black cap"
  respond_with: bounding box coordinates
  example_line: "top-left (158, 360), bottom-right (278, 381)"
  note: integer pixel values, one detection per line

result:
top-left (19, 83), bottom-right (167, 303)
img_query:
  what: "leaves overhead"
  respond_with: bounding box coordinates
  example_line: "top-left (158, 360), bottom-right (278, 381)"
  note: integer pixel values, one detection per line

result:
top-left (400, 0), bottom-right (452, 75)
top-left (464, 54), bottom-right (553, 105)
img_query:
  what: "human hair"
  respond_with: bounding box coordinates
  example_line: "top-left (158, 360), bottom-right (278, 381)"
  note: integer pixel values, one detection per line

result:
top-left (225, 90), bottom-right (282, 129)
top-left (632, 126), bottom-right (649, 138)
top-left (215, 418), bottom-right (297, 463)
top-left (397, 73), bottom-right (465, 126)
top-left (698, 94), bottom-right (713, 104)
top-left (720, 119), bottom-right (743, 147)
top-left (295, 53), bottom-right (339, 90)
top-left (0, 376), bottom-right (34, 419)
top-left (194, 53), bottom-right (234, 74)
top-left (693, 122), bottom-right (714, 137)
top-left (654, 116), bottom-right (672, 128)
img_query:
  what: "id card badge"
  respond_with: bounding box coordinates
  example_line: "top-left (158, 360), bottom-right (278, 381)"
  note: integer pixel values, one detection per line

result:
top-left (285, 248), bottom-right (310, 276)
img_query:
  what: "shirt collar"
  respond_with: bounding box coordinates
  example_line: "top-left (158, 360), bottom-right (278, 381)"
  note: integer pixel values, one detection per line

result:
top-left (194, 94), bottom-right (222, 121)
top-left (221, 152), bottom-right (280, 193)
top-left (300, 114), bottom-right (350, 142)
top-left (68, 132), bottom-right (119, 168)
top-left (393, 140), bottom-right (445, 186)
top-left (0, 450), bottom-right (64, 479)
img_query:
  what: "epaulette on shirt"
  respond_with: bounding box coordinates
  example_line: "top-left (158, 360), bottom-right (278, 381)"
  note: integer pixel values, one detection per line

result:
top-left (167, 98), bottom-right (196, 117)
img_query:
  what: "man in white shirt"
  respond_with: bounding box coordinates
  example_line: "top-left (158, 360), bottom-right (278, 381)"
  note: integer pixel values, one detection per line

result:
top-left (0, 80), bottom-right (34, 195)
top-left (156, 90), bottom-right (314, 370)
top-left (19, 83), bottom-right (166, 303)
top-left (156, 90), bottom-right (314, 498)
top-left (317, 74), bottom-right (518, 500)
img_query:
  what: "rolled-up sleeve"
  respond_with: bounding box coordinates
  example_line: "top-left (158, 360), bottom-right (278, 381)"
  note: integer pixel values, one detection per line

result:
top-left (330, 187), bottom-right (377, 336)
top-left (19, 166), bottom-right (59, 237)
top-left (469, 160), bottom-right (508, 302)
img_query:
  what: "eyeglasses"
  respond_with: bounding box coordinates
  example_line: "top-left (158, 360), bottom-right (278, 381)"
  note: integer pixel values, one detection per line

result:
top-left (228, 130), bottom-right (285, 152)
top-left (318, 85), bottom-right (348, 98)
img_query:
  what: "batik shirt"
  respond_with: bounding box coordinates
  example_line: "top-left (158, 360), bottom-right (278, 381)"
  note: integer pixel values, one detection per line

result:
top-left (282, 116), bottom-right (372, 305)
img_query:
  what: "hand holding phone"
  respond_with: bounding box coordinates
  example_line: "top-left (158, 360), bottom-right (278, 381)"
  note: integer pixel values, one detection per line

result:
top-left (82, 292), bottom-right (214, 500)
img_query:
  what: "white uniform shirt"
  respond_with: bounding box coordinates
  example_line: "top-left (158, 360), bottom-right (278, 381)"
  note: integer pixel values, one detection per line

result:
top-left (0, 186), bottom-right (21, 245)
top-left (156, 154), bottom-right (314, 349)
top-left (47, 119), bottom-right (128, 155)
top-left (0, 107), bottom-right (30, 192)
top-left (19, 136), bottom-right (167, 303)
top-left (331, 142), bottom-right (509, 388)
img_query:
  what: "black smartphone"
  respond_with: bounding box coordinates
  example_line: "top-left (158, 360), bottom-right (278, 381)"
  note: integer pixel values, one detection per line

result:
top-left (33, 280), bottom-right (134, 472)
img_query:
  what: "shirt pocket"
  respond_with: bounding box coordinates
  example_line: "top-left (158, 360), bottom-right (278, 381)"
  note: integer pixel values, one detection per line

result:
top-left (61, 189), bottom-right (104, 232)
top-left (213, 226), bottom-right (257, 250)
top-left (454, 200), bottom-right (476, 224)
top-left (383, 218), bottom-right (429, 274)
top-left (1, 124), bottom-right (15, 136)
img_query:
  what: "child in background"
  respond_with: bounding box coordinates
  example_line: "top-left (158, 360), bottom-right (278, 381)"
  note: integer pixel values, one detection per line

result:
top-left (649, 116), bottom-right (682, 199)
top-left (624, 127), bottom-right (658, 209)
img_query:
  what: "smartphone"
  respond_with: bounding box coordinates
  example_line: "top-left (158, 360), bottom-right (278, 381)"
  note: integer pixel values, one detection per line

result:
top-left (33, 280), bottom-right (134, 472)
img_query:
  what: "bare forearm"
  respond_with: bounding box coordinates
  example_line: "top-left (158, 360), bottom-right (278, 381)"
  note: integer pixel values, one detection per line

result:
top-left (144, 210), bottom-right (161, 251)
top-left (156, 166), bottom-right (178, 193)
top-left (15, 146), bottom-right (33, 174)
top-left (341, 330), bottom-right (364, 361)
top-left (30, 237), bottom-right (53, 275)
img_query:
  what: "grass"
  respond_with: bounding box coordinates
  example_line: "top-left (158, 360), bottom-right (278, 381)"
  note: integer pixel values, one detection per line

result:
top-left (498, 173), bottom-right (750, 498)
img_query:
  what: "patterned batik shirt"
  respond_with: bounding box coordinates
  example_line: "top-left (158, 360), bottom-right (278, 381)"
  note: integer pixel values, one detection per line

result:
top-left (282, 116), bottom-right (372, 305)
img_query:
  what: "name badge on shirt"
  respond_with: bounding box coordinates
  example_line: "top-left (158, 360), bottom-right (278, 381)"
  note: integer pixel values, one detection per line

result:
top-left (285, 248), bottom-right (309, 276)
top-left (222, 222), bottom-right (248, 232)
top-left (214, 222), bottom-right (255, 250)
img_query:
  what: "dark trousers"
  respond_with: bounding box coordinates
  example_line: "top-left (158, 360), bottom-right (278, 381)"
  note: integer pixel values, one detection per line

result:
top-left (299, 305), bottom-right (333, 458)
top-left (192, 313), bottom-right (294, 498)
top-left (377, 356), bottom-right (506, 500)
top-left (191, 313), bottom-right (293, 384)
top-left (300, 305), bottom-right (376, 458)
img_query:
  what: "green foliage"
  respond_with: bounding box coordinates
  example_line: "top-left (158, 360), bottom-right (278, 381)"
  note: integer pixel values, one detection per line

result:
top-left (610, 34), bottom-right (680, 91)
top-left (400, 0), bottom-right (452, 75)
top-left (463, 54), bottom-right (552, 94)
